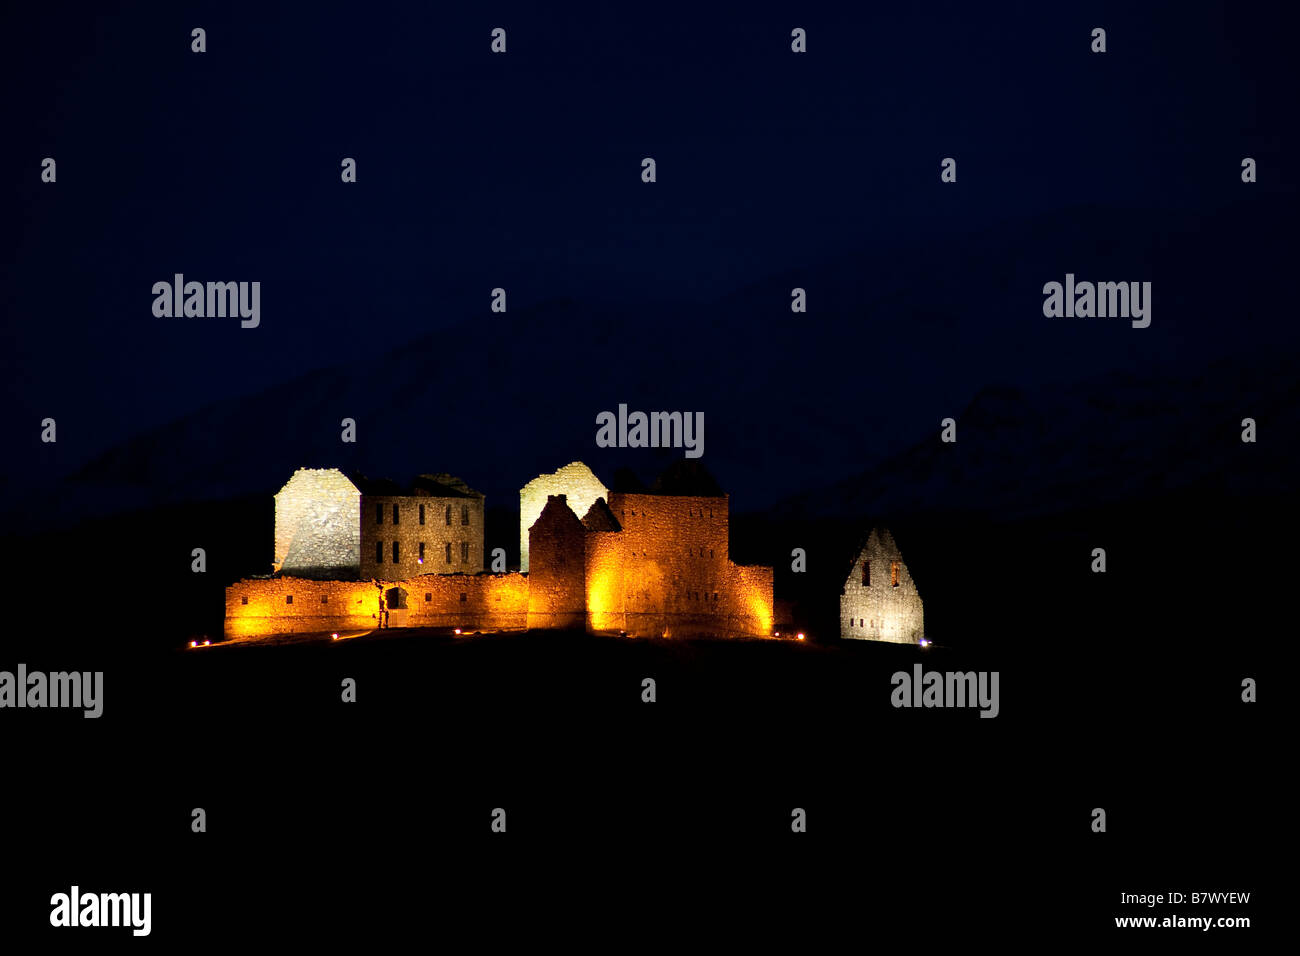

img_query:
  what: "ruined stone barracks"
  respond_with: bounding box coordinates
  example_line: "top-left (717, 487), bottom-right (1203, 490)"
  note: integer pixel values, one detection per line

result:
top-left (839, 528), bottom-right (925, 643)
top-left (225, 461), bottom-right (777, 640)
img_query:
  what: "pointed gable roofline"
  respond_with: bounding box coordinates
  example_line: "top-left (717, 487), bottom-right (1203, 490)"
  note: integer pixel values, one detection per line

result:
top-left (581, 497), bottom-right (622, 532)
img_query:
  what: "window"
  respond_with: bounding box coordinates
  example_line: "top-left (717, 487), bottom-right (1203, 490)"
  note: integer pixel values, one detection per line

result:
top-left (461, 541), bottom-right (469, 562)
top-left (376, 503), bottom-right (384, 524)
top-left (392, 541), bottom-right (400, 563)
top-left (393, 503), bottom-right (400, 525)
top-left (376, 541), bottom-right (384, 563)
top-left (241, 595), bottom-right (248, 605)
top-left (862, 561), bottom-right (871, 587)
top-left (459, 592), bottom-right (467, 603)
top-left (419, 542), bottom-right (426, 563)
top-left (445, 543), bottom-right (452, 563)
top-left (419, 504), bottom-right (425, 525)
top-left (859, 618), bottom-right (864, 628)
top-left (425, 593), bottom-right (432, 602)
top-left (891, 561), bottom-right (900, 588)
top-left (710, 549), bottom-right (714, 558)
top-left (849, 618), bottom-right (854, 627)
top-left (461, 504), bottom-right (469, 526)
top-left (286, 595), bottom-right (293, 605)
top-left (445, 505), bottom-right (452, 526)
top-left (321, 595), bottom-right (328, 604)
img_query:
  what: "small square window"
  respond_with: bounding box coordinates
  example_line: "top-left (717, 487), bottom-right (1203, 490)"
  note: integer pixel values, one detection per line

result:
top-left (425, 593), bottom-right (432, 602)
top-left (241, 595), bottom-right (248, 605)
top-left (459, 592), bottom-right (467, 603)
top-left (286, 595), bottom-right (293, 605)
top-left (321, 595), bottom-right (328, 604)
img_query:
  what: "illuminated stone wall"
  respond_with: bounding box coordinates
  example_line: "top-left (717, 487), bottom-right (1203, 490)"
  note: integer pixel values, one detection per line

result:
top-left (225, 577), bottom-right (380, 638)
top-left (526, 495), bottom-right (588, 630)
top-left (224, 573), bottom-right (528, 639)
top-left (359, 494), bottom-right (484, 579)
top-left (273, 468), bottom-right (362, 577)
top-left (520, 462), bottom-right (608, 572)
top-left (235, 472), bottom-right (777, 641)
top-left (598, 492), bottom-right (773, 637)
top-left (839, 529), bottom-right (924, 643)
top-left (583, 528), bottom-right (627, 633)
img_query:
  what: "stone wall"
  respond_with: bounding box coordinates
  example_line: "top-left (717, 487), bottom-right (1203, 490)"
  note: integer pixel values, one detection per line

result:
top-left (526, 495), bottom-right (588, 630)
top-left (273, 468), bottom-right (362, 577)
top-left (583, 529), bottom-right (627, 633)
top-left (597, 492), bottom-right (773, 637)
top-left (359, 494), bottom-right (484, 579)
top-left (839, 529), bottom-right (924, 643)
top-left (520, 462), bottom-right (608, 572)
top-left (225, 577), bottom-right (380, 637)
top-left (224, 573), bottom-right (528, 638)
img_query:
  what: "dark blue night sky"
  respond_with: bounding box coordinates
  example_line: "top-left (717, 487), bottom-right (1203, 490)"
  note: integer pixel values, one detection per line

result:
top-left (3, 0), bottom-right (1296, 517)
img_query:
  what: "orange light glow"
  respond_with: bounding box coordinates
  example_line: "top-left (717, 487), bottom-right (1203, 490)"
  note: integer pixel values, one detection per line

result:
top-left (796, 633), bottom-right (805, 641)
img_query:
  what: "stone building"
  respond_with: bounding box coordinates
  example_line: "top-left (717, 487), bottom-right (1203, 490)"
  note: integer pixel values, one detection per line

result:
top-left (839, 528), bottom-right (924, 643)
top-left (525, 495), bottom-right (589, 631)
top-left (272, 467), bottom-right (484, 580)
top-left (357, 473), bottom-right (485, 579)
top-left (519, 461), bottom-right (608, 572)
top-left (273, 468), bottom-right (362, 578)
top-left (523, 461), bottom-right (775, 638)
top-left (231, 461), bottom-right (774, 640)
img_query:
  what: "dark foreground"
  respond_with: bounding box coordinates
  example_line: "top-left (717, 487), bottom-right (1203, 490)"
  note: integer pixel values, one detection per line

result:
top-left (7, 625), bottom-right (1270, 944)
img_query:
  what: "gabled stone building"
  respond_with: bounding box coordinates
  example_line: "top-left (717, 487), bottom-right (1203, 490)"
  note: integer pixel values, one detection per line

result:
top-left (357, 473), bottom-right (485, 579)
top-left (519, 461), bottom-right (608, 572)
top-left (272, 467), bottom-right (484, 580)
top-left (839, 528), bottom-right (924, 643)
top-left (521, 461), bottom-right (775, 638)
